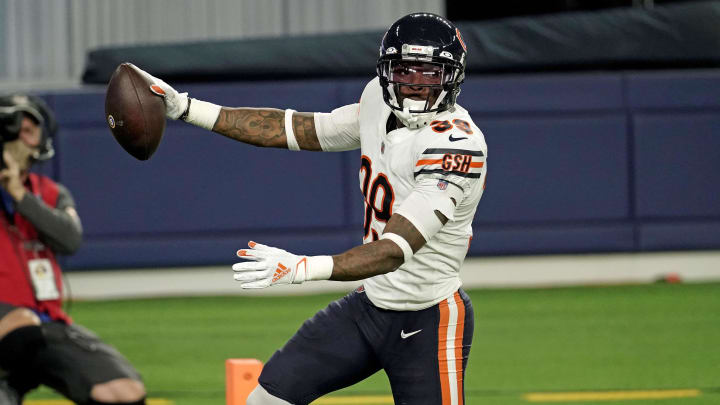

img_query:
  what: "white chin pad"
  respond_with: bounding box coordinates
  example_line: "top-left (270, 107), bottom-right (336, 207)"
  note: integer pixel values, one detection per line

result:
top-left (402, 98), bottom-right (428, 112)
top-left (393, 99), bottom-right (437, 129)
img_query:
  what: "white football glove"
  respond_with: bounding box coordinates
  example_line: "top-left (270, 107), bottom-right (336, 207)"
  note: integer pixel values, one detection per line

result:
top-left (134, 65), bottom-right (189, 120)
top-left (232, 241), bottom-right (334, 289)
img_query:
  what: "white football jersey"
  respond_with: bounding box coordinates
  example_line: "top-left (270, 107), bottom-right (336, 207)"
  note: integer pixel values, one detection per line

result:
top-left (314, 78), bottom-right (487, 310)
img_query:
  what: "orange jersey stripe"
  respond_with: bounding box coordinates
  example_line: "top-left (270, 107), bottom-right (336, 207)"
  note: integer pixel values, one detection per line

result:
top-left (416, 160), bottom-right (484, 168)
top-left (416, 159), bottom-right (444, 166)
top-left (438, 299), bottom-right (451, 404)
top-left (453, 292), bottom-right (466, 405)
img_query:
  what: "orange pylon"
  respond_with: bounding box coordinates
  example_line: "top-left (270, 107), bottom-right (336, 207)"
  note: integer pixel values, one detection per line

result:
top-left (226, 358), bottom-right (264, 405)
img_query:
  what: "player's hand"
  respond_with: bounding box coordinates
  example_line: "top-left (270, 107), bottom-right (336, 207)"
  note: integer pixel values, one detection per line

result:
top-left (232, 241), bottom-right (310, 289)
top-left (134, 65), bottom-right (189, 120)
top-left (0, 150), bottom-right (26, 201)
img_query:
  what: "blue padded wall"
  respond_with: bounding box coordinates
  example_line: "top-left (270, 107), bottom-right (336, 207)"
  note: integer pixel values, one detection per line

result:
top-left (634, 113), bottom-right (720, 218)
top-left (35, 69), bottom-right (720, 269)
top-left (626, 70), bottom-right (720, 251)
top-left (625, 70), bottom-right (720, 109)
top-left (469, 224), bottom-right (636, 255)
top-left (58, 125), bottom-right (349, 235)
top-left (461, 74), bottom-right (624, 113)
top-left (473, 115), bottom-right (629, 223)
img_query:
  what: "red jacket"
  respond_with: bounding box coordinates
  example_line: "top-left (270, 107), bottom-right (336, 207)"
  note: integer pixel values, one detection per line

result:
top-left (0, 173), bottom-right (70, 323)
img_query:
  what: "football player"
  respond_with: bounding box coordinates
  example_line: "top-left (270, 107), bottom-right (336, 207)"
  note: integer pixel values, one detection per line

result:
top-left (142, 12), bottom-right (487, 405)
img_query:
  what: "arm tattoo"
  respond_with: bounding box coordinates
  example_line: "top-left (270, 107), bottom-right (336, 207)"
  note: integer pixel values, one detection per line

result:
top-left (292, 112), bottom-right (322, 151)
top-left (212, 108), bottom-right (322, 150)
top-left (213, 108), bottom-right (286, 148)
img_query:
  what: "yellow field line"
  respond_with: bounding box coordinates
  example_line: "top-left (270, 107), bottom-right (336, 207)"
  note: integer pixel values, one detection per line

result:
top-left (25, 389), bottom-right (702, 404)
top-left (26, 399), bottom-right (173, 405)
top-left (312, 395), bottom-right (394, 404)
top-left (25, 395), bottom-right (388, 405)
top-left (524, 389), bottom-right (701, 402)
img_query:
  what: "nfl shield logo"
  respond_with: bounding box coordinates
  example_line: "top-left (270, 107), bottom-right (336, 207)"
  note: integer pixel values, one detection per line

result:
top-left (437, 180), bottom-right (448, 190)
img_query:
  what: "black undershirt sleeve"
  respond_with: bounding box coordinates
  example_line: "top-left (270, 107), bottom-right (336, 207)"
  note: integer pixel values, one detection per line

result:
top-left (15, 183), bottom-right (83, 255)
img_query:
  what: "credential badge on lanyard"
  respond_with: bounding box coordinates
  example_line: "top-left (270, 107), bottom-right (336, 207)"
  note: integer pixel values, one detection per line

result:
top-left (28, 258), bottom-right (60, 300)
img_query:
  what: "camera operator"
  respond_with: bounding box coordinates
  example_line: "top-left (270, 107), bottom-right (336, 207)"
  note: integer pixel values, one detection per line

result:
top-left (0, 94), bottom-right (146, 405)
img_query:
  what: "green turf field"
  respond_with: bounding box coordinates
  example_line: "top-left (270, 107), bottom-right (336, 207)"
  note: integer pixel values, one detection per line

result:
top-left (25, 282), bottom-right (720, 404)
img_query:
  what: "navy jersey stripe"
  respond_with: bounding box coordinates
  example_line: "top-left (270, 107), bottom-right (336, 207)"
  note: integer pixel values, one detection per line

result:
top-left (422, 148), bottom-right (485, 157)
top-left (444, 179), bottom-right (465, 192)
top-left (414, 169), bottom-right (483, 179)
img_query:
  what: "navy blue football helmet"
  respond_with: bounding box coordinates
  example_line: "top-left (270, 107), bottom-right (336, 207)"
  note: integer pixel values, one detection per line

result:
top-left (377, 13), bottom-right (467, 128)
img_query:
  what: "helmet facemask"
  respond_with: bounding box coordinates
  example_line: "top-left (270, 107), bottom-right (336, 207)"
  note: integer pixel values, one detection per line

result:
top-left (377, 48), bottom-right (465, 129)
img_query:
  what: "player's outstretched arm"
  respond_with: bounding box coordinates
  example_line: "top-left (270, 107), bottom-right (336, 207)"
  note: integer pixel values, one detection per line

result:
top-left (213, 108), bottom-right (321, 150)
top-left (232, 212), bottom-right (446, 288)
top-left (330, 213), bottom-right (432, 281)
top-left (135, 66), bottom-right (321, 151)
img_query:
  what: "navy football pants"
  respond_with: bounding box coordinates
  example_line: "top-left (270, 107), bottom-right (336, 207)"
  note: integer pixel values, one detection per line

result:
top-left (258, 287), bottom-right (474, 405)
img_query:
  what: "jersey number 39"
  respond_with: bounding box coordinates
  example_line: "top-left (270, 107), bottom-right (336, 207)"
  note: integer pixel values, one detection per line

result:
top-left (360, 156), bottom-right (395, 241)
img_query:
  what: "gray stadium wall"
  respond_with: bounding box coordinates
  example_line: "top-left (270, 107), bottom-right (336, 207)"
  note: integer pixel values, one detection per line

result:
top-left (36, 69), bottom-right (720, 270)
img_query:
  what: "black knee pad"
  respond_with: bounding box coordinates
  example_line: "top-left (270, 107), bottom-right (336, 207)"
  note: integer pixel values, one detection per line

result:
top-left (84, 399), bottom-right (146, 405)
top-left (0, 325), bottom-right (46, 372)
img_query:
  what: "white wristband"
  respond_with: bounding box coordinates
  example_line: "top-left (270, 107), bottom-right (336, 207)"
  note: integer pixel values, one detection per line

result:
top-left (380, 232), bottom-right (414, 263)
top-left (184, 99), bottom-right (221, 130)
top-left (294, 255), bottom-right (334, 283)
top-left (285, 109), bottom-right (300, 151)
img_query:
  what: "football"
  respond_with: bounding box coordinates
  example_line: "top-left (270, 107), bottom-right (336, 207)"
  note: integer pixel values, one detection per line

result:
top-left (104, 63), bottom-right (166, 161)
